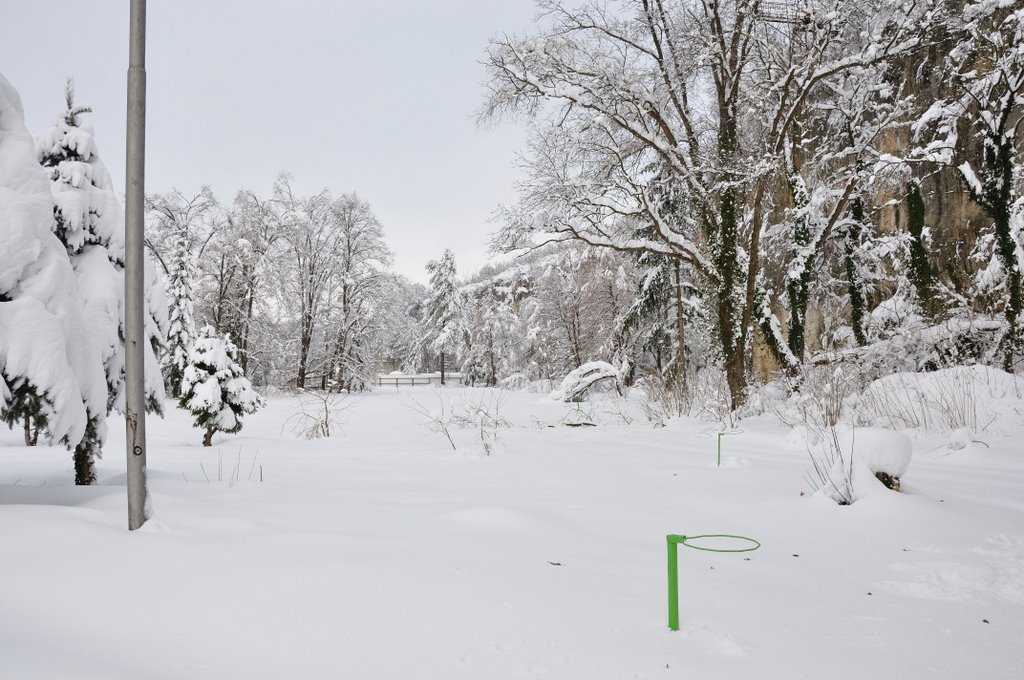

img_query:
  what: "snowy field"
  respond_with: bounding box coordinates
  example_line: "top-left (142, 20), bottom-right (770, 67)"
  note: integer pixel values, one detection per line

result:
top-left (2, 386), bottom-right (1023, 679)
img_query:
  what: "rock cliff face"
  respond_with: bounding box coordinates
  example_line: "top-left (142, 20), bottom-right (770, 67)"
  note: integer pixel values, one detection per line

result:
top-left (916, 166), bottom-right (985, 293)
top-left (888, 20), bottom-right (989, 296)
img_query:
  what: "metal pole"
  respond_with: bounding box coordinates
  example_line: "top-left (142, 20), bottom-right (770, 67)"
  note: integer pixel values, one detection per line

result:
top-left (125, 0), bottom-right (149, 530)
top-left (667, 534), bottom-right (682, 631)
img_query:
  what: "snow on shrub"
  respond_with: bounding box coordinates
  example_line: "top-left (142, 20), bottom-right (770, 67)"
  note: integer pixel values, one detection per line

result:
top-left (498, 373), bottom-right (529, 391)
top-left (807, 426), bottom-right (913, 503)
top-left (852, 365), bottom-right (1021, 434)
top-left (849, 427), bottom-right (912, 487)
top-left (286, 390), bottom-right (353, 440)
top-left (525, 378), bottom-right (555, 394)
top-left (179, 326), bottom-right (262, 447)
top-left (550, 361), bottom-right (623, 402)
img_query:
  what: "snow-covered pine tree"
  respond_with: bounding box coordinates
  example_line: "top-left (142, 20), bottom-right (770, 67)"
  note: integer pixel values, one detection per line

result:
top-left (621, 255), bottom-right (688, 385)
top-left (421, 250), bottom-right (464, 385)
top-left (34, 77), bottom-right (168, 421)
top-left (462, 285), bottom-right (518, 386)
top-left (179, 326), bottom-right (262, 446)
top-left (0, 72), bottom-right (108, 483)
top-left (165, 225), bottom-right (196, 397)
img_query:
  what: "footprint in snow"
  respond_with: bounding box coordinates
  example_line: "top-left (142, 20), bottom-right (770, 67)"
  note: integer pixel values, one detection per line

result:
top-left (677, 625), bottom-right (748, 656)
top-left (878, 535), bottom-right (1024, 603)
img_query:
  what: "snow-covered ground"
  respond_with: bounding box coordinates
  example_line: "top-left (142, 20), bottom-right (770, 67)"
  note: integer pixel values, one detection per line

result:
top-left (2, 386), bottom-right (1023, 679)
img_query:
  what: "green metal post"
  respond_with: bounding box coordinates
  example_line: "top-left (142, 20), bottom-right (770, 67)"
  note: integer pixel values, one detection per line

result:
top-left (667, 534), bottom-right (683, 631)
top-left (666, 532), bottom-right (760, 631)
top-left (716, 430), bottom-right (743, 466)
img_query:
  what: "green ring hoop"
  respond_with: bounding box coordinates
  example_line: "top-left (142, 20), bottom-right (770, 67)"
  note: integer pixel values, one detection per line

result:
top-left (678, 534), bottom-right (761, 553)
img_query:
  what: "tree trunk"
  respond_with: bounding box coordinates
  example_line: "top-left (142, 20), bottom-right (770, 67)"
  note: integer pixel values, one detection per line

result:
top-left (672, 260), bottom-right (687, 387)
top-left (905, 182), bottom-right (936, 321)
top-left (212, 252), bottom-right (230, 331)
top-left (321, 335), bottom-right (333, 389)
top-left (240, 286), bottom-right (255, 375)
top-left (568, 309), bottom-right (584, 369)
top-left (963, 130), bottom-right (1020, 369)
top-left (21, 415), bottom-right (41, 446)
top-left (784, 155), bottom-right (812, 363)
top-left (203, 426), bottom-right (214, 447)
top-left (725, 347), bottom-right (747, 410)
top-left (715, 82), bottom-right (747, 409)
top-left (488, 335), bottom-right (497, 387)
top-left (74, 443), bottom-right (95, 485)
top-left (296, 277), bottom-right (316, 389)
top-left (843, 193), bottom-right (869, 346)
top-left (338, 362), bottom-right (348, 393)
top-left (740, 180), bottom-right (769, 407)
top-left (297, 322), bottom-right (311, 389)
top-left (328, 325), bottom-right (350, 393)
top-left (716, 181), bottom-right (746, 408)
top-left (995, 200), bottom-right (1021, 370)
top-left (989, 142), bottom-right (1021, 370)
top-left (440, 352), bottom-right (446, 386)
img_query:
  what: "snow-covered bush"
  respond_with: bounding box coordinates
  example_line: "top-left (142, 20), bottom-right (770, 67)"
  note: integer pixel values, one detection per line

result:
top-left (179, 326), bottom-right (262, 446)
top-left (525, 378), bottom-right (555, 394)
top-left (690, 367), bottom-right (736, 429)
top-left (807, 426), bottom-right (913, 503)
top-left (851, 427), bottom-right (913, 491)
top-left (794, 365), bottom-right (858, 436)
top-left (498, 372), bottom-right (529, 391)
top-left (407, 392), bottom-right (457, 450)
top-left (451, 391), bottom-right (512, 455)
top-left (852, 365), bottom-right (1019, 434)
top-left (286, 390), bottom-right (353, 439)
top-left (637, 374), bottom-right (691, 427)
top-left (550, 361), bottom-right (623, 402)
top-left (407, 390), bottom-right (513, 454)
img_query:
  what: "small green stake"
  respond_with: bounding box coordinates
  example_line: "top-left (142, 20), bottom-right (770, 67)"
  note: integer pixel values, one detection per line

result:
top-left (715, 429), bottom-right (742, 466)
top-left (666, 533), bottom-right (760, 631)
top-left (667, 534), bottom-right (684, 631)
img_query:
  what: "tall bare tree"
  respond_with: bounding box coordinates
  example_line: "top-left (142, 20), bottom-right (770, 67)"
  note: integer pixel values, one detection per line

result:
top-left (482, 0), bottom-right (932, 405)
top-left (322, 193), bottom-right (393, 390)
top-left (273, 176), bottom-right (341, 389)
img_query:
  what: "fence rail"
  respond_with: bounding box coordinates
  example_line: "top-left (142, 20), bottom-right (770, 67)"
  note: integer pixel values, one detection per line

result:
top-left (376, 373), bottom-right (463, 387)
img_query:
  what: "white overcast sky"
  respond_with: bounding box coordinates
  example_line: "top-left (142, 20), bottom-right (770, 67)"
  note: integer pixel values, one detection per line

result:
top-left (0, 1), bottom-right (538, 282)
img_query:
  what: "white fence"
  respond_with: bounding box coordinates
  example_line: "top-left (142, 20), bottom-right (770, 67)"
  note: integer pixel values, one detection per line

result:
top-left (375, 373), bottom-right (463, 388)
